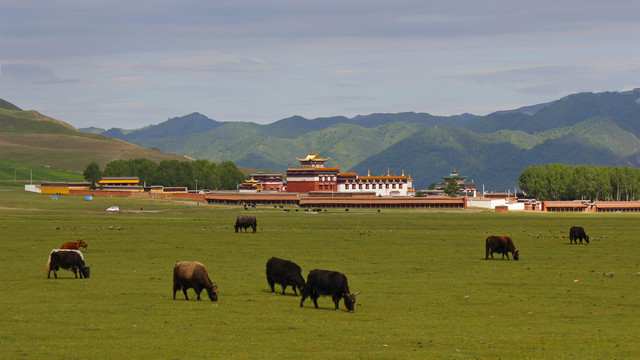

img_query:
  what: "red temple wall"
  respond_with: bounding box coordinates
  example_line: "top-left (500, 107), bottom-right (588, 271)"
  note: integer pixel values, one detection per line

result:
top-left (286, 181), bottom-right (318, 193)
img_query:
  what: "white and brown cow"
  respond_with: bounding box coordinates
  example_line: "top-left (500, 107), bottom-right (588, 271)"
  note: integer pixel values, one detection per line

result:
top-left (46, 249), bottom-right (91, 279)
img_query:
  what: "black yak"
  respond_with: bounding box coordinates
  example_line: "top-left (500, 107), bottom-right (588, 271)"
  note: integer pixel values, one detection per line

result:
top-left (234, 215), bottom-right (257, 233)
top-left (266, 257), bottom-right (305, 296)
top-left (300, 269), bottom-right (360, 312)
top-left (569, 226), bottom-right (589, 244)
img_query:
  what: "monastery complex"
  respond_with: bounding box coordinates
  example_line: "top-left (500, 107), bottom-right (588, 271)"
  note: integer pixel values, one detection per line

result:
top-left (239, 153), bottom-right (415, 197)
top-left (30, 152), bottom-right (640, 212)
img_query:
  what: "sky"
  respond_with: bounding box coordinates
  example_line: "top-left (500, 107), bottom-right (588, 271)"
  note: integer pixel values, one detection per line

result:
top-left (1, 0), bottom-right (639, 129)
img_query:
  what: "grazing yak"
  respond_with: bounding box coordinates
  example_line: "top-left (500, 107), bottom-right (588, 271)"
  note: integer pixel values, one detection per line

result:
top-left (173, 261), bottom-right (218, 301)
top-left (266, 257), bottom-right (305, 296)
top-left (300, 269), bottom-right (360, 312)
top-left (569, 226), bottom-right (589, 244)
top-left (59, 239), bottom-right (88, 250)
top-left (485, 235), bottom-right (520, 260)
top-left (46, 249), bottom-right (91, 279)
top-left (234, 215), bottom-right (257, 233)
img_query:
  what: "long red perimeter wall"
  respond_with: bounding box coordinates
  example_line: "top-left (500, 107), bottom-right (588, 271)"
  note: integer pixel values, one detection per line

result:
top-left (68, 189), bottom-right (467, 208)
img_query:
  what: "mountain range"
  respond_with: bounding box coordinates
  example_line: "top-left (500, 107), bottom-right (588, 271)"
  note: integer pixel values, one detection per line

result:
top-left (85, 89), bottom-right (640, 190)
top-left (2, 89), bottom-right (638, 190)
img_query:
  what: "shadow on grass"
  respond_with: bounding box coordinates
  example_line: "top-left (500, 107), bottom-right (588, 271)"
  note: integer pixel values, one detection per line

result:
top-left (261, 289), bottom-right (302, 297)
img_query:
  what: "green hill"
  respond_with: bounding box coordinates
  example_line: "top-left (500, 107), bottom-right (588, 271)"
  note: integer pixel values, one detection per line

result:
top-left (465, 90), bottom-right (640, 134)
top-left (103, 112), bottom-right (466, 171)
top-left (352, 125), bottom-right (635, 191)
top-left (0, 100), bottom-right (191, 177)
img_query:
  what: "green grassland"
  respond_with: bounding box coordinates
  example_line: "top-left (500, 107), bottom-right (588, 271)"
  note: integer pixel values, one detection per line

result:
top-left (1, 187), bottom-right (639, 359)
top-left (0, 160), bottom-right (85, 184)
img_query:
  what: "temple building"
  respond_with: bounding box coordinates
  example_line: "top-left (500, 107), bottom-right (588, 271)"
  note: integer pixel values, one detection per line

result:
top-left (237, 172), bottom-right (284, 192)
top-left (286, 152), bottom-right (414, 196)
top-left (336, 168), bottom-right (414, 197)
top-left (285, 153), bottom-right (340, 193)
top-left (434, 170), bottom-right (477, 197)
top-left (237, 152), bottom-right (415, 196)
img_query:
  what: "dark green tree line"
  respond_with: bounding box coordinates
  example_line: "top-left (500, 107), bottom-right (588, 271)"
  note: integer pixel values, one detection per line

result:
top-left (86, 158), bottom-right (245, 190)
top-left (519, 164), bottom-right (640, 201)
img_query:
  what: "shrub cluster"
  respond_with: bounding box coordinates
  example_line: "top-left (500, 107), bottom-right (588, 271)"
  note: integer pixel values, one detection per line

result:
top-left (84, 158), bottom-right (246, 190)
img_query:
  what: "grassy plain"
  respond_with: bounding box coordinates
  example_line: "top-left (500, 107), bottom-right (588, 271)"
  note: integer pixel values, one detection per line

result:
top-left (1, 186), bottom-right (639, 359)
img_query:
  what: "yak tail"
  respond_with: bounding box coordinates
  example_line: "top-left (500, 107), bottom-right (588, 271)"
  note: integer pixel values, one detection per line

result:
top-left (46, 254), bottom-right (52, 278)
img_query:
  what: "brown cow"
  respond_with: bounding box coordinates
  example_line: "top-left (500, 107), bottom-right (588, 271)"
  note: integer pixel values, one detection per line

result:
top-left (485, 235), bottom-right (519, 260)
top-left (173, 261), bottom-right (218, 301)
top-left (60, 239), bottom-right (88, 250)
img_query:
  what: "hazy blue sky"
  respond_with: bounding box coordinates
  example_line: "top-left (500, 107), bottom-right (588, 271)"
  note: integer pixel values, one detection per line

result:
top-left (1, 1), bottom-right (638, 129)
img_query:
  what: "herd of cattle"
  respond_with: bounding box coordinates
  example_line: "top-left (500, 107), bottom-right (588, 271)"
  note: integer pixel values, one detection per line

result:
top-left (45, 215), bottom-right (590, 313)
top-left (169, 256), bottom-right (361, 312)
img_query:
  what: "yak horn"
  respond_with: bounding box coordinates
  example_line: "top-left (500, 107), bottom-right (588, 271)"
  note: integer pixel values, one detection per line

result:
top-left (353, 291), bottom-right (361, 296)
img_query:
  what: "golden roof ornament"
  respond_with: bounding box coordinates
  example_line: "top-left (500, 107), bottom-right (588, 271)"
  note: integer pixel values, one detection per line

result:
top-left (296, 152), bottom-right (329, 162)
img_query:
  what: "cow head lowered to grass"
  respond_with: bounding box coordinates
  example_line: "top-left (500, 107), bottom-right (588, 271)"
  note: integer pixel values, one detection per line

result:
top-left (569, 226), bottom-right (589, 244)
top-left (46, 249), bottom-right (91, 279)
top-left (300, 269), bottom-right (360, 312)
top-left (485, 235), bottom-right (519, 260)
top-left (234, 215), bottom-right (257, 233)
top-left (173, 261), bottom-right (218, 301)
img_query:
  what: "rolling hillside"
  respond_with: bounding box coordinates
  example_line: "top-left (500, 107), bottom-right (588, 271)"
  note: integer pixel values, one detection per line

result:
top-left (0, 100), bottom-right (190, 176)
top-left (101, 112), bottom-right (472, 171)
top-left (356, 90), bottom-right (640, 189)
top-left (351, 125), bottom-right (631, 191)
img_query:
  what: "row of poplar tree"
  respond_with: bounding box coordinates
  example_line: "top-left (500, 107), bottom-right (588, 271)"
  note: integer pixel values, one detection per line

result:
top-left (518, 164), bottom-right (640, 201)
top-left (83, 158), bottom-right (246, 190)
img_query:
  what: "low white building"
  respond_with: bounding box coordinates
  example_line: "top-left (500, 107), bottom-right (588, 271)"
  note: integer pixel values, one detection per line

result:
top-left (336, 169), bottom-right (415, 197)
top-left (468, 198), bottom-right (525, 211)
